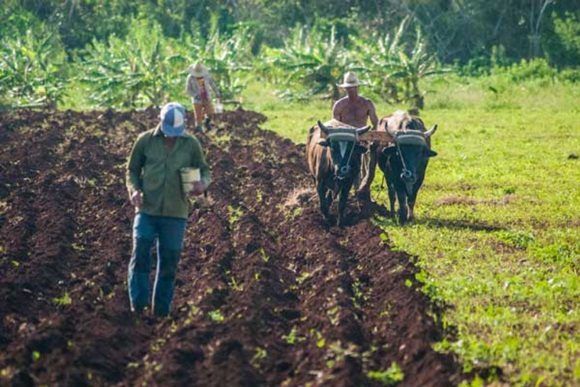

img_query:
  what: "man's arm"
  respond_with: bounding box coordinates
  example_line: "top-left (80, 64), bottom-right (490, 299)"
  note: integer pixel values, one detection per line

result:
top-left (185, 75), bottom-right (196, 97)
top-left (368, 100), bottom-right (379, 130)
top-left (332, 99), bottom-right (343, 121)
top-left (126, 134), bottom-right (146, 196)
top-left (208, 75), bottom-right (221, 99)
top-left (191, 137), bottom-right (212, 189)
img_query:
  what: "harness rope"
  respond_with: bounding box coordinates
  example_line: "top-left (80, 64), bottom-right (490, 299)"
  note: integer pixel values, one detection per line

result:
top-left (395, 140), bottom-right (412, 181)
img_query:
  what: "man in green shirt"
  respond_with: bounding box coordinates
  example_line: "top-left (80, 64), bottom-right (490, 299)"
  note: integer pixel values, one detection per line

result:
top-left (126, 102), bottom-right (211, 317)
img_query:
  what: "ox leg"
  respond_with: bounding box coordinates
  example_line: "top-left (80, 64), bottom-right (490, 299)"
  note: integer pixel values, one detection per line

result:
top-left (396, 187), bottom-right (408, 224)
top-left (378, 154), bottom-right (396, 218)
top-left (357, 148), bottom-right (377, 200)
top-left (408, 201), bottom-right (415, 222)
top-left (408, 174), bottom-right (426, 222)
top-left (387, 181), bottom-right (396, 218)
top-left (317, 181), bottom-right (330, 220)
top-left (325, 189), bottom-right (334, 209)
top-left (408, 189), bottom-right (418, 222)
top-left (337, 182), bottom-right (351, 227)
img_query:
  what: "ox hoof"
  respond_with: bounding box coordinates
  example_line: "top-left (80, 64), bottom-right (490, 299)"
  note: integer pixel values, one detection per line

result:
top-left (398, 215), bottom-right (408, 225)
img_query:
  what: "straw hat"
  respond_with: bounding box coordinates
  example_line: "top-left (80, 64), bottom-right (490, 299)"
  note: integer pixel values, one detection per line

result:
top-left (337, 71), bottom-right (360, 88)
top-left (189, 63), bottom-right (208, 77)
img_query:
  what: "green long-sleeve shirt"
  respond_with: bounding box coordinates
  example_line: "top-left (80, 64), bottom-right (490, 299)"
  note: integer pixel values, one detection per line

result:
top-left (126, 125), bottom-right (211, 219)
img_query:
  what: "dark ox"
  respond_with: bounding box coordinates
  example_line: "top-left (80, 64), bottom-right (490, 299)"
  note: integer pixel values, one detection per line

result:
top-left (306, 120), bottom-right (370, 226)
top-left (377, 112), bottom-right (438, 224)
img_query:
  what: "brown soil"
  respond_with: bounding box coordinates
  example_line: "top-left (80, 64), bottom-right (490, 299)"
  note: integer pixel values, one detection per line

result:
top-left (0, 108), bottom-right (463, 386)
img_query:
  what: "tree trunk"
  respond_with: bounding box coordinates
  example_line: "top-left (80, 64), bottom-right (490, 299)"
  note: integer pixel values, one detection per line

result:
top-left (529, 0), bottom-right (554, 58)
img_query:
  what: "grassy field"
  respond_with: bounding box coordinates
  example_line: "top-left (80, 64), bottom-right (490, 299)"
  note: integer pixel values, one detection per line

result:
top-left (242, 76), bottom-right (580, 385)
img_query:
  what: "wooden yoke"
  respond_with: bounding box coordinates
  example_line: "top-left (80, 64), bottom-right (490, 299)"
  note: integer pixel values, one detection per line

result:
top-left (358, 131), bottom-right (394, 145)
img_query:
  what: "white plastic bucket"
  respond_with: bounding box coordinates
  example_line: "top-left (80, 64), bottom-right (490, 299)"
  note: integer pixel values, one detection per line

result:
top-left (180, 167), bottom-right (200, 194)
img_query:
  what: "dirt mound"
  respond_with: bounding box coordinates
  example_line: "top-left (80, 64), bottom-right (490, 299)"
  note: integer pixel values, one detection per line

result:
top-left (0, 107), bottom-right (462, 385)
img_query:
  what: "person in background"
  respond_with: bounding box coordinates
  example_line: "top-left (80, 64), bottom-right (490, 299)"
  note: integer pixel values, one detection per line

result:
top-left (126, 102), bottom-right (211, 317)
top-left (185, 63), bottom-right (221, 132)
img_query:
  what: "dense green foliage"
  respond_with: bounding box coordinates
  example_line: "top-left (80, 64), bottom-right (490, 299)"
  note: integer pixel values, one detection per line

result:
top-left (354, 17), bottom-right (446, 111)
top-left (266, 26), bottom-right (351, 101)
top-left (267, 18), bottom-right (446, 109)
top-left (2, 0), bottom-right (578, 64)
top-left (78, 19), bottom-right (253, 108)
top-left (80, 19), bottom-right (187, 108)
top-left (546, 11), bottom-right (580, 67)
top-left (0, 26), bottom-right (66, 108)
top-left (1, 0), bottom-right (578, 110)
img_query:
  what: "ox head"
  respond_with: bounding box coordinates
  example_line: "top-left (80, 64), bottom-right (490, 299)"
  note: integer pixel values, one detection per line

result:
top-left (382, 125), bottom-right (438, 194)
top-left (318, 121), bottom-right (370, 180)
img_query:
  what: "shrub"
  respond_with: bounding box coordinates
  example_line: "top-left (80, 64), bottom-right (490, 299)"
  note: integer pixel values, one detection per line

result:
top-left (80, 19), bottom-right (188, 108)
top-left (80, 19), bottom-right (251, 108)
top-left (0, 28), bottom-right (67, 109)
top-left (265, 26), bottom-right (353, 101)
top-left (492, 58), bottom-right (557, 82)
top-left (544, 12), bottom-right (580, 68)
top-left (191, 26), bottom-right (254, 102)
top-left (355, 17), bottom-right (448, 112)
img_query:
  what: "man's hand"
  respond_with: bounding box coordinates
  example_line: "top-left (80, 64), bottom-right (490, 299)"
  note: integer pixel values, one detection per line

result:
top-left (190, 182), bottom-right (206, 196)
top-left (130, 190), bottom-right (143, 208)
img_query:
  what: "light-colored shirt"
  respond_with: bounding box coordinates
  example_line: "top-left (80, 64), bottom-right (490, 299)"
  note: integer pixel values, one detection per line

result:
top-left (185, 74), bottom-right (220, 103)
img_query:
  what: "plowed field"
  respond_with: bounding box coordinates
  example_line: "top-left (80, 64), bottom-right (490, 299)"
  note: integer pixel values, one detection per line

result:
top-left (0, 109), bottom-right (461, 386)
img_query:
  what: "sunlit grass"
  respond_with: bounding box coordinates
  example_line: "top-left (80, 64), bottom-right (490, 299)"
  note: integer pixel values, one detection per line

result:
top-left (243, 76), bottom-right (580, 385)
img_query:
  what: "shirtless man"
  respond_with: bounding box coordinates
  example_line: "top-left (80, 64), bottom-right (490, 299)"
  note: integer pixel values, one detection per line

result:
top-left (332, 71), bottom-right (378, 200)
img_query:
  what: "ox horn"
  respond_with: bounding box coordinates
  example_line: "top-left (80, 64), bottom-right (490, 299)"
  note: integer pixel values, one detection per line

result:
top-left (425, 124), bottom-right (438, 138)
top-left (317, 120), bottom-right (329, 135)
top-left (356, 125), bottom-right (371, 135)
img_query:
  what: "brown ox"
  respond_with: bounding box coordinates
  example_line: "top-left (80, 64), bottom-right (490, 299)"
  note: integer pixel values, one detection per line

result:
top-left (306, 120), bottom-right (370, 226)
top-left (373, 111), bottom-right (438, 223)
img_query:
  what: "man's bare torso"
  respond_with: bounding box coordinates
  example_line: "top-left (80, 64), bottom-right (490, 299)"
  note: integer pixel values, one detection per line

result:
top-left (333, 96), bottom-right (377, 128)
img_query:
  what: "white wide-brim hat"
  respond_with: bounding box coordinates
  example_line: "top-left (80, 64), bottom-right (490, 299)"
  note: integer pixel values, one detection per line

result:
top-left (337, 71), bottom-right (361, 88)
top-left (189, 62), bottom-right (208, 77)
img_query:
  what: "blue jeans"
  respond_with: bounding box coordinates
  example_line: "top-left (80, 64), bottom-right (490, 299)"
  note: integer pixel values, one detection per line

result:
top-left (128, 213), bottom-right (187, 316)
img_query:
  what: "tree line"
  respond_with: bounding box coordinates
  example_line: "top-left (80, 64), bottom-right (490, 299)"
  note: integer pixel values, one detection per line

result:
top-left (2, 0), bottom-right (578, 67)
top-left (0, 0), bottom-right (578, 110)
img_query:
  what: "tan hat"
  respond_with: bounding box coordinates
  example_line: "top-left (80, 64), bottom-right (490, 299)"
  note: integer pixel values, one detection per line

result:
top-left (189, 63), bottom-right (208, 77)
top-left (337, 71), bottom-right (360, 88)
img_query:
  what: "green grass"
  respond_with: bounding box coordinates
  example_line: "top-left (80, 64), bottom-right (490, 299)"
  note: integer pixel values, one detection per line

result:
top-left (241, 79), bottom-right (331, 143)
top-left (242, 76), bottom-right (580, 385)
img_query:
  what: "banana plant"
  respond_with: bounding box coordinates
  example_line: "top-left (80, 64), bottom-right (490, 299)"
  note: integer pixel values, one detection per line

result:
top-left (355, 17), bottom-right (448, 112)
top-left (192, 27), bottom-right (254, 102)
top-left (266, 26), bottom-right (353, 101)
top-left (0, 29), bottom-right (66, 109)
top-left (80, 19), bottom-right (187, 108)
top-left (81, 20), bottom-right (251, 108)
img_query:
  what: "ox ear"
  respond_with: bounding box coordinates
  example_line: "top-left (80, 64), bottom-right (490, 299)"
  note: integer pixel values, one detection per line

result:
top-left (425, 124), bottom-right (438, 138)
top-left (356, 125), bottom-right (371, 135)
top-left (317, 139), bottom-right (329, 147)
top-left (426, 149), bottom-right (438, 157)
top-left (318, 120), bottom-right (329, 135)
